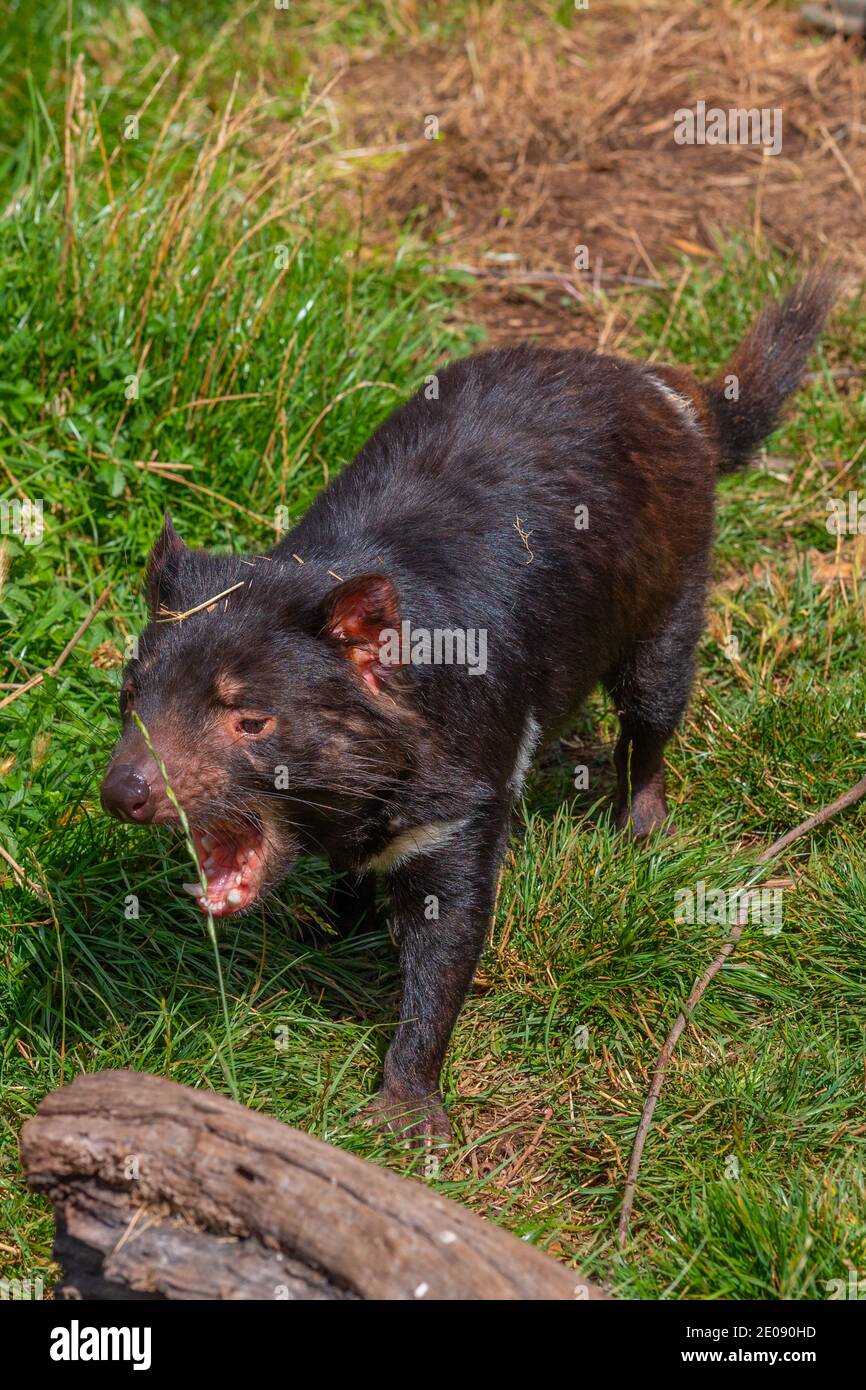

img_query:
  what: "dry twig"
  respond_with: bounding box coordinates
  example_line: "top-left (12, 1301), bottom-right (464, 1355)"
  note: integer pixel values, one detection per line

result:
top-left (0, 843), bottom-right (48, 901)
top-left (0, 585), bottom-right (112, 712)
top-left (617, 772), bottom-right (866, 1249)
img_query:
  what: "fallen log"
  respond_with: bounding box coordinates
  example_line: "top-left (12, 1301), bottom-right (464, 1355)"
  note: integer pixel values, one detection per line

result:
top-left (20, 1071), bottom-right (607, 1301)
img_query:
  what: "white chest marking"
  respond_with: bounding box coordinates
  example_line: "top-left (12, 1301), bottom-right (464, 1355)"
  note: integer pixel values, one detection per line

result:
top-left (509, 711), bottom-right (541, 797)
top-left (365, 818), bottom-right (469, 873)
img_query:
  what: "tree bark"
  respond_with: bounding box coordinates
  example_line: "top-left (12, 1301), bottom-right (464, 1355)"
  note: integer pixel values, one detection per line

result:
top-left (20, 1070), bottom-right (607, 1301)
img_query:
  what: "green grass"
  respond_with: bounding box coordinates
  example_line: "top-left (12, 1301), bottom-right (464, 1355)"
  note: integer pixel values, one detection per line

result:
top-left (3, 2), bottom-right (866, 1302)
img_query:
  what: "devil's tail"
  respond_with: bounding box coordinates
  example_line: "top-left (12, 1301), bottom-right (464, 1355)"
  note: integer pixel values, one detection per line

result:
top-left (704, 273), bottom-right (837, 475)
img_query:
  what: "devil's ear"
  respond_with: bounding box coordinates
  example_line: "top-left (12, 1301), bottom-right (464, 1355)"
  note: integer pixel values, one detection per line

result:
top-left (146, 511), bottom-right (186, 614)
top-left (322, 574), bottom-right (401, 695)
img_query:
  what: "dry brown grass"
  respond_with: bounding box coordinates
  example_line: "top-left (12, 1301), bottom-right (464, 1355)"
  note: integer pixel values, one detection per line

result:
top-left (318, 0), bottom-right (866, 342)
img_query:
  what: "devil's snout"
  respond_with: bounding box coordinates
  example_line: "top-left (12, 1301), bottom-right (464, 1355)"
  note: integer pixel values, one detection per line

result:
top-left (100, 762), bottom-right (155, 823)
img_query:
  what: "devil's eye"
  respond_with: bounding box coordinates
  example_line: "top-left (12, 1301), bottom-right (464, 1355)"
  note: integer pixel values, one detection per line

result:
top-left (119, 688), bottom-right (134, 717)
top-left (238, 717), bottom-right (269, 736)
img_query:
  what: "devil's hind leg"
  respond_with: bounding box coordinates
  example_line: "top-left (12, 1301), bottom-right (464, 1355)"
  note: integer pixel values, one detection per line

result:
top-left (605, 578), bottom-right (707, 838)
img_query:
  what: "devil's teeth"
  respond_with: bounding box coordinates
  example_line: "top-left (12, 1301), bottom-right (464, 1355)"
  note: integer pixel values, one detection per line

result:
top-left (182, 882), bottom-right (202, 897)
top-left (227, 889), bottom-right (243, 906)
top-left (203, 855), bottom-right (217, 872)
top-left (202, 833), bottom-right (216, 851)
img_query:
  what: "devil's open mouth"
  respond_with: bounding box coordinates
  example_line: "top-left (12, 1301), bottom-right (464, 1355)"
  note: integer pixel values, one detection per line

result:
top-left (183, 822), bottom-right (267, 917)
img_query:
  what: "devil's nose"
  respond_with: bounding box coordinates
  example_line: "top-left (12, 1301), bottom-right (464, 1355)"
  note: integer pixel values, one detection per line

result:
top-left (100, 764), bottom-right (154, 823)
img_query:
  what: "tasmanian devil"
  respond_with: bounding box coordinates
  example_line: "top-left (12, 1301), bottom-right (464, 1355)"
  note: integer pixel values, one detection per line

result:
top-left (101, 275), bottom-right (833, 1139)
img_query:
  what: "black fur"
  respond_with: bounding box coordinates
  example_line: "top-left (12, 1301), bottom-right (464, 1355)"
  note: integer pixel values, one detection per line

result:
top-left (102, 278), bottom-right (832, 1139)
top-left (707, 273), bottom-right (835, 473)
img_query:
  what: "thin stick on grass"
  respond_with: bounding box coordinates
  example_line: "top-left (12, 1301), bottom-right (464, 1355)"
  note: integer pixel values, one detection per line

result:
top-left (617, 771), bottom-right (866, 1250)
top-left (447, 264), bottom-right (665, 292)
top-left (131, 713), bottom-right (239, 1103)
top-left (156, 391), bottom-right (270, 422)
top-left (0, 843), bottom-right (48, 901)
top-left (132, 460), bottom-right (275, 528)
top-left (0, 584), bottom-right (112, 712)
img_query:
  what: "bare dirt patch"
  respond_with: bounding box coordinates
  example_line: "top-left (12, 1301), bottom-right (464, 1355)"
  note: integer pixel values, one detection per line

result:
top-left (323, 0), bottom-right (866, 343)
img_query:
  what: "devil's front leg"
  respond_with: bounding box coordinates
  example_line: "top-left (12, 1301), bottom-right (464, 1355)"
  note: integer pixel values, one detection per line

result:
top-left (362, 806), bottom-right (509, 1144)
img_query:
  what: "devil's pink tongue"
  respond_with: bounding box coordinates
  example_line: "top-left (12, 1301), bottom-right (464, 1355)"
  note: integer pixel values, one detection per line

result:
top-left (183, 826), bottom-right (265, 917)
